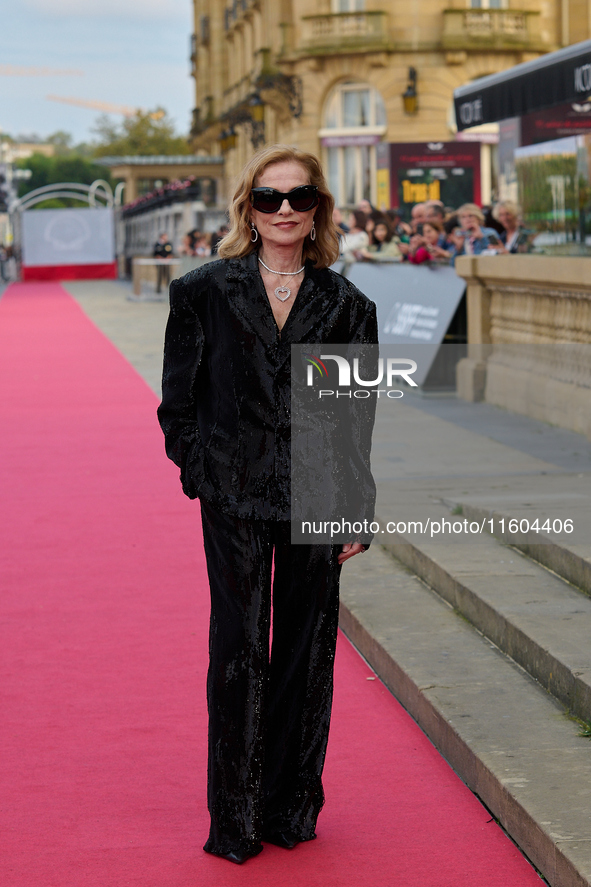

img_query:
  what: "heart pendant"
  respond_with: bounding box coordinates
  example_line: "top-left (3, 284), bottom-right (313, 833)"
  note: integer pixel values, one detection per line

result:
top-left (274, 286), bottom-right (291, 302)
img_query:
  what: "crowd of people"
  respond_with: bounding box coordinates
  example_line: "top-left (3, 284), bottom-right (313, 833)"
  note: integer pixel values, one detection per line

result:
top-left (178, 223), bottom-right (230, 257)
top-left (157, 198), bottom-right (528, 275)
top-left (335, 198), bottom-right (530, 266)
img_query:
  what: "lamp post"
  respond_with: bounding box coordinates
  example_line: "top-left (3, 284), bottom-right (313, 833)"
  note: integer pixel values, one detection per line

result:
top-left (402, 67), bottom-right (418, 116)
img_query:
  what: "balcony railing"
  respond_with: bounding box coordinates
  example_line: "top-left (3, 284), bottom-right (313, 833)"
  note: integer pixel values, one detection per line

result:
top-left (300, 12), bottom-right (389, 55)
top-left (442, 9), bottom-right (545, 50)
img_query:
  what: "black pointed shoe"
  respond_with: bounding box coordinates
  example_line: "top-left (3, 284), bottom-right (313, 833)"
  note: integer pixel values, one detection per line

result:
top-left (204, 841), bottom-right (263, 864)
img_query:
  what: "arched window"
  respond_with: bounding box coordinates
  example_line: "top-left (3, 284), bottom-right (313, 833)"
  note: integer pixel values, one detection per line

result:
top-left (320, 81), bottom-right (387, 207)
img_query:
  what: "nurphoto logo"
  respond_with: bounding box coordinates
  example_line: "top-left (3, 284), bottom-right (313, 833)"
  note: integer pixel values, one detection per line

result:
top-left (304, 353), bottom-right (418, 399)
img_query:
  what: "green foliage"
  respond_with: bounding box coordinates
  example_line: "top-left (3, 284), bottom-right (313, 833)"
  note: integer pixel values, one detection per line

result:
top-left (45, 130), bottom-right (74, 155)
top-left (516, 153), bottom-right (579, 230)
top-left (92, 108), bottom-right (191, 157)
top-left (11, 105), bottom-right (189, 209)
top-left (16, 153), bottom-right (113, 207)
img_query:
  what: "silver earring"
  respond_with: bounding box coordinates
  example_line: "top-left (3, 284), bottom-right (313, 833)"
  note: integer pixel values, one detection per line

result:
top-left (250, 224), bottom-right (259, 243)
top-left (310, 219), bottom-right (316, 242)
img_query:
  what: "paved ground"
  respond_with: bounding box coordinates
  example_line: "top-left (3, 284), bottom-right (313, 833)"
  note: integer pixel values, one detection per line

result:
top-left (61, 278), bottom-right (591, 887)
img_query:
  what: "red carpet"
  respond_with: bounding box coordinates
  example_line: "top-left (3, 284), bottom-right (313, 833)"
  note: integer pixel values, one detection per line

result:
top-left (0, 281), bottom-right (542, 886)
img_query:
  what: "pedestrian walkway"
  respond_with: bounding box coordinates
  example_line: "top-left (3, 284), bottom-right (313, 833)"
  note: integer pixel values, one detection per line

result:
top-left (0, 281), bottom-right (544, 886)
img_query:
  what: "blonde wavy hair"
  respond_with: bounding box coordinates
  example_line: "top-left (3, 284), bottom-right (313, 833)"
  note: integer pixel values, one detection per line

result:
top-left (492, 200), bottom-right (522, 222)
top-left (217, 144), bottom-right (340, 268)
top-left (456, 203), bottom-right (485, 224)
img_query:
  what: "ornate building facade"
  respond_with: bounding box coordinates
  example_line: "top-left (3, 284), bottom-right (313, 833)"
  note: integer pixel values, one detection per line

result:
top-left (189, 0), bottom-right (584, 207)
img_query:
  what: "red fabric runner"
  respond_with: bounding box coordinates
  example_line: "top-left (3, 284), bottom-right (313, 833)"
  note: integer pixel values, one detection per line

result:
top-left (0, 282), bottom-right (542, 886)
top-left (21, 262), bottom-right (118, 281)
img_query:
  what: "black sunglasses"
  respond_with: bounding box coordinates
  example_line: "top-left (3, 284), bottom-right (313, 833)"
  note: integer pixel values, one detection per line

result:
top-left (250, 185), bottom-right (319, 214)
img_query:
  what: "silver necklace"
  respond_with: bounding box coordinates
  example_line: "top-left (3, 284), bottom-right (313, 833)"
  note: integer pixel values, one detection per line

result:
top-left (258, 257), bottom-right (305, 302)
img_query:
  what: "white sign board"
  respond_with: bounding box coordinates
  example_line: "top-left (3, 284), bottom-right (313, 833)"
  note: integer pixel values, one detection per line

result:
top-left (340, 263), bottom-right (466, 386)
top-left (21, 208), bottom-right (115, 266)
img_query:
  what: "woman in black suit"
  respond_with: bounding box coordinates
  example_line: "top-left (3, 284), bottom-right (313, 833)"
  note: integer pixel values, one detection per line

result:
top-left (157, 145), bottom-right (377, 864)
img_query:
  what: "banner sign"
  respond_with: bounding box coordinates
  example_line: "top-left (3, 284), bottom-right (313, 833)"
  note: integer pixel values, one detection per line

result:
top-left (21, 207), bottom-right (115, 267)
top-left (454, 39), bottom-right (591, 131)
top-left (342, 263), bottom-right (467, 387)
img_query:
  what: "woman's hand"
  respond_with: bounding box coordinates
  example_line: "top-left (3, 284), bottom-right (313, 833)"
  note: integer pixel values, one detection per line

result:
top-left (428, 244), bottom-right (451, 259)
top-left (338, 542), bottom-right (366, 564)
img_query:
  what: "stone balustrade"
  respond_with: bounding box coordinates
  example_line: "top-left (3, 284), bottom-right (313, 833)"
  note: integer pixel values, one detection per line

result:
top-left (300, 11), bottom-right (389, 54)
top-left (442, 8), bottom-right (545, 51)
top-left (455, 255), bottom-right (591, 438)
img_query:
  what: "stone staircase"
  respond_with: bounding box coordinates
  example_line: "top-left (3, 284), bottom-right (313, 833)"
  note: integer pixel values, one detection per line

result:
top-left (340, 500), bottom-right (591, 887)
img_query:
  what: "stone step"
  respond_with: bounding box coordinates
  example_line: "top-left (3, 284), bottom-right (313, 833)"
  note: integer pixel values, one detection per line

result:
top-left (339, 545), bottom-right (591, 887)
top-left (373, 504), bottom-right (591, 727)
top-left (442, 498), bottom-right (591, 599)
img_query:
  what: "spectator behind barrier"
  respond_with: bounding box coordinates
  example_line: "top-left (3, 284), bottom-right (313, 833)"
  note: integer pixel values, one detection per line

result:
top-left (179, 229), bottom-right (200, 256)
top-left (357, 219), bottom-right (402, 263)
top-left (332, 207), bottom-right (350, 234)
top-left (424, 201), bottom-right (446, 226)
top-left (210, 224), bottom-right (230, 255)
top-left (385, 208), bottom-right (411, 241)
top-left (365, 210), bottom-right (388, 244)
top-left (410, 202), bottom-right (427, 233)
top-left (193, 233), bottom-right (211, 257)
top-left (493, 201), bottom-right (532, 253)
top-left (357, 198), bottom-right (375, 215)
top-left (422, 221), bottom-right (451, 262)
top-left (0, 243), bottom-right (9, 283)
top-left (447, 227), bottom-right (466, 264)
top-left (456, 204), bottom-right (502, 255)
top-left (407, 222), bottom-right (450, 264)
top-left (340, 210), bottom-right (370, 262)
top-left (153, 232), bottom-right (174, 294)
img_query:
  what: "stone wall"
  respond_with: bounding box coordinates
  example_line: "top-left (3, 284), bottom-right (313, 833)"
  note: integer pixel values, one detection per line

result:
top-left (455, 255), bottom-right (591, 439)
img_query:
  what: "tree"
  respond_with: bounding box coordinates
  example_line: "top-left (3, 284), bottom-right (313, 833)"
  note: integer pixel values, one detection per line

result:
top-left (16, 153), bottom-right (113, 205)
top-left (45, 131), bottom-right (74, 155)
top-left (92, 108), bottom-right (191, 157)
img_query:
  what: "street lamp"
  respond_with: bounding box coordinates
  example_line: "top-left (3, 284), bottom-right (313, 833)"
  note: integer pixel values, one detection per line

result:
top-left (219, 129), bottom-right (230, 153)
top-left (249, 92), bottom-right (266, 148)
top-left (402, 67), bottom-right (418, 116)
top-left (226, 126), bottom-right (237, 150)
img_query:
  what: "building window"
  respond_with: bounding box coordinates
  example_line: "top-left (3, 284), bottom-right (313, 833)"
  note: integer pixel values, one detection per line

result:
top-left (470, 0), bottom-right (504, 7)
top-left (200, 15), bottom-right (210, 45)
top-left (332, 0), bottom-right (365, 11)
top-left (320, 81), bottom-right (386, 207)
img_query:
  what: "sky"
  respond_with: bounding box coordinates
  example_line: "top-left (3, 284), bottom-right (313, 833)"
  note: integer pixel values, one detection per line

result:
top-left (0, 0), bottom-right (194, 145)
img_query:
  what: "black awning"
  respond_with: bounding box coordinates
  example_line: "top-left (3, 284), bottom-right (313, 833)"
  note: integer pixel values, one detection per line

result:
top-left (454, 39), bottom-right (591, 130)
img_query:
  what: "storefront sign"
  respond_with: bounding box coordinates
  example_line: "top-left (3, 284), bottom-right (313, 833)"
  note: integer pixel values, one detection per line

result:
top-left (376, 141), bottom-right (481, 216)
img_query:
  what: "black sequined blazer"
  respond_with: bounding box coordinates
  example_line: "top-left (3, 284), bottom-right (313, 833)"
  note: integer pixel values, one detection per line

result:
top-left (157, 251), bottom-right (378, 520)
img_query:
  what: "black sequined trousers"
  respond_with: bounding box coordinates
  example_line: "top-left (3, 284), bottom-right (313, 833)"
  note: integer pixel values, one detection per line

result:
top-left (200, 501), bottom-right (342, 858)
